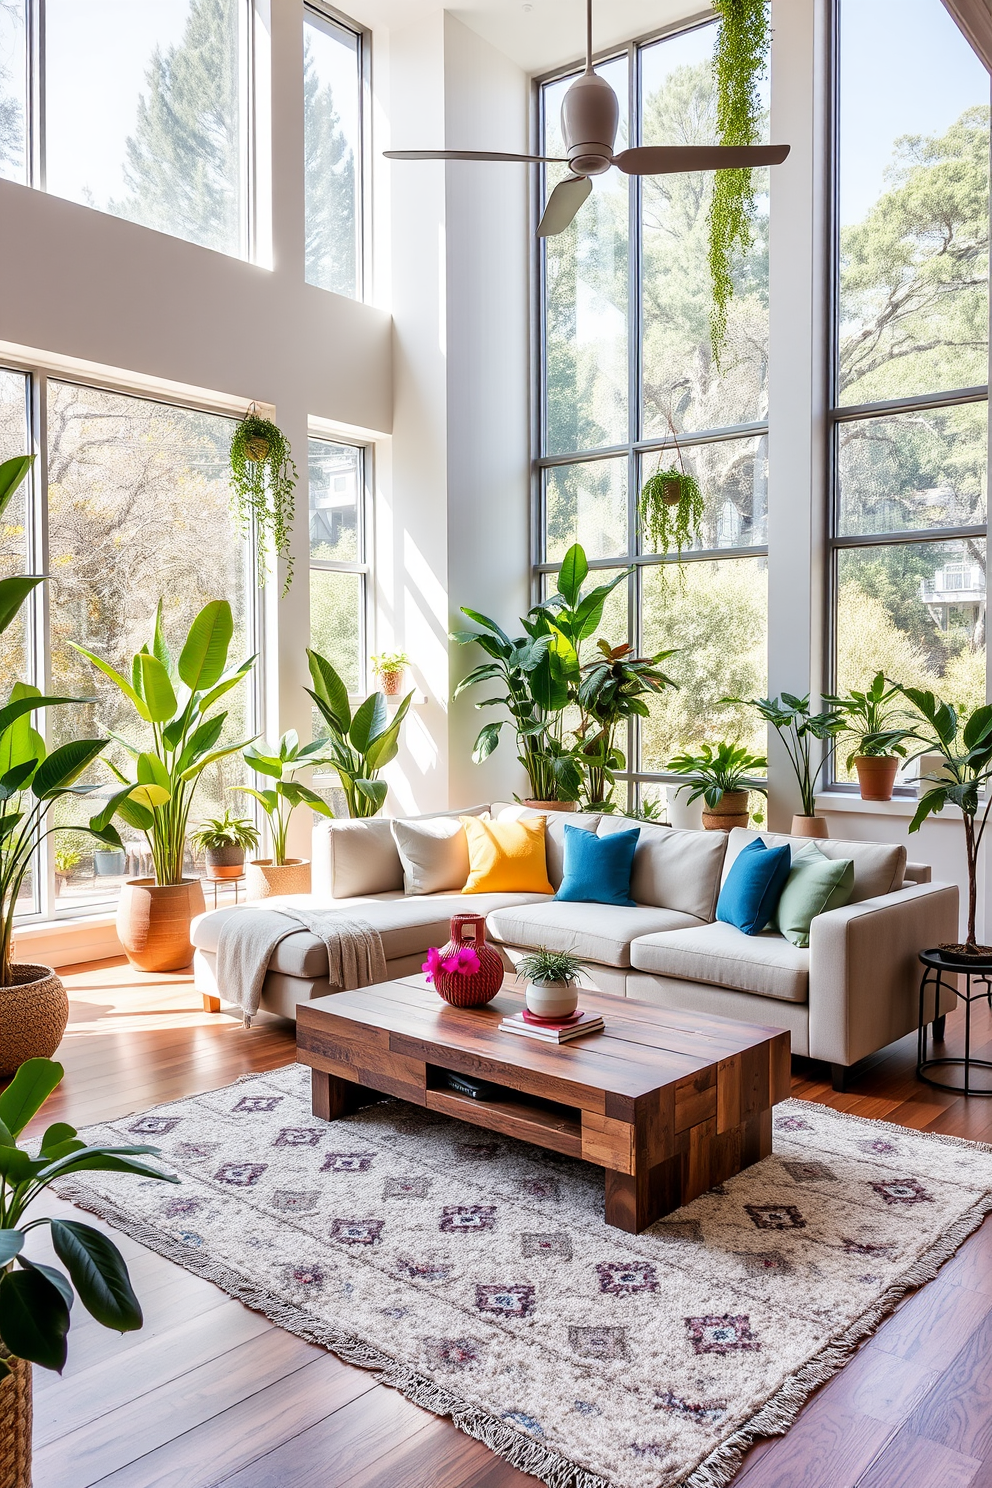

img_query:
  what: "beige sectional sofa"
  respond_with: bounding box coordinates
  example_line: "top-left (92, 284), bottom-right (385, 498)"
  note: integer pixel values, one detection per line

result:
top-left (191, 804), bottom-right (958, 1089)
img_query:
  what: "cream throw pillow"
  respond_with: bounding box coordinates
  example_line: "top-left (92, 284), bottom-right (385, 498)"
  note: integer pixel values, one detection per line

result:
top-left (391, 816), bottom-right (470, 895)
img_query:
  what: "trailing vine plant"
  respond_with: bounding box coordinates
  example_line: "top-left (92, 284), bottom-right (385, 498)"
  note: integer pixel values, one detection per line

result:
top-left (708, 0), bottom-right (771, 366)
top-left (229, 405), bottom-right (298, 593)
top-left (638, 419), bottom-right (704, 564)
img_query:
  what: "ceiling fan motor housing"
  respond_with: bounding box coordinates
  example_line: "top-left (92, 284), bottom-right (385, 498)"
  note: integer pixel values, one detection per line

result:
top-left (561, 71), bottom-right (619, 175)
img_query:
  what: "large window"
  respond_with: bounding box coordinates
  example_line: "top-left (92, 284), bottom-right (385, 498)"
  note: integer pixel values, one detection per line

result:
top-left (0, 367), bottom-right (258, 919)
top-left (830, 0), bottom-right (990, 773)
top-left (304, 6), bottom-right (364, 300)
top-left (309, 436), bottom-right (368, 697)
top-left (537, 21), bottom-right (769, 810)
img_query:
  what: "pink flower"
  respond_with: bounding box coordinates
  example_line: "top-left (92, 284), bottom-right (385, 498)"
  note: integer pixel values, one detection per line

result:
top-left (423, 944), bottom-right (481, 983)
top-left (422, 946), bottom-right (444, 984)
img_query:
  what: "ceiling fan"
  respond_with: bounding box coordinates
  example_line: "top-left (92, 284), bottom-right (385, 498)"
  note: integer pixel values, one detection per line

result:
top-left (384, 0), bottom-right (790, 237)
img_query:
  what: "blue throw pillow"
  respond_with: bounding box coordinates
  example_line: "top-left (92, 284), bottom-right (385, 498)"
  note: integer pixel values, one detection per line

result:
top-left (554, 824), bottom-right (640, 907)
top-left (716, 837), bottom-right (792, 936)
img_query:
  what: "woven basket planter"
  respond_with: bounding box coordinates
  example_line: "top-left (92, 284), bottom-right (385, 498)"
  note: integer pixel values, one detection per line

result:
top-left (246, 859), bottom-right (311, 900)
top-left (0, 1349), bottom-right (31, 1488)
top-left (433, 914), bottom-right (505, 1008)
top-left (0, 964), bottom-right (69, 1079)
top-left (701, 790), bottom-right (750, 831)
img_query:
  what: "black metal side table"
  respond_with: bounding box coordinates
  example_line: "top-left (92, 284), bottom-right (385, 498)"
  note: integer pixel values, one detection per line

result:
top-left (917, 948), bottom-right (992, 1095)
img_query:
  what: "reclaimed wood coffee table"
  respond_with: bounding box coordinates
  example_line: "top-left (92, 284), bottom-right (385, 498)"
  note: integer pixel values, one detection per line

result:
top-left (296, 975), bottom-right (790, 1233)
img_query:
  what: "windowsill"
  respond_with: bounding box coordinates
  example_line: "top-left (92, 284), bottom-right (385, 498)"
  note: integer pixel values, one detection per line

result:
top-left (815, 790), bottom-right (969, 820)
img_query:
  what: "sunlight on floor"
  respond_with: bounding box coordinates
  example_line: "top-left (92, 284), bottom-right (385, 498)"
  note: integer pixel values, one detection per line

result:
top-left (60, 957), bottom-right (241, 1037)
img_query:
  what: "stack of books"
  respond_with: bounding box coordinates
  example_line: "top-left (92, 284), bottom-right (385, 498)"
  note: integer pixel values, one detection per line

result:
top-left (499, 1007), bottom-right (604, 1043)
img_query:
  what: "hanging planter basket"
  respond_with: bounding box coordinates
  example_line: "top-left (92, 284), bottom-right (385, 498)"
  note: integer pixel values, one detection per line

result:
top-left (229, 403), bottom-right (298, 594)
top-left (638, 420), bottom-right (704, 562)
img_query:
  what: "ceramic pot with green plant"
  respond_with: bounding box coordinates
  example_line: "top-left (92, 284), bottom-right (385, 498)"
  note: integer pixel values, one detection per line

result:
top-left (638, 463), bottom-right (704, 563)
top-left (53, 846), bottom-right (82, 896)
top-left (191, 810), bottom-right (260, 881)
top-left (73, 600), bottom-right (257, 972)
top-left (371, 651), bottom-right (410, 698)
top-left (517, 947), bottom-right (584, 1019)
top-left (667, 741), bottom-right (768, 831)
top-left (725, 692), bottom-right (842, 835)
top-left (0, 1057), bottom-right (178, 1486)
top-left (823, 672), bottom-right (911, 802)
top-left (235, 731), bottom-right (334, 897)
top-left (229, 406), bottom-right (298, 594)
top-left (306, 651), bottom-right (414, 818)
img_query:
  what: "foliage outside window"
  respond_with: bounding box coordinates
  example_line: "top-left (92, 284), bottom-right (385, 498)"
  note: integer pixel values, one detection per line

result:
top-left (309, 435), bottom-right (368, 701)
top-left (304, 6), bottom-right (364, 300)
top-left (538, 20), bottom-right (769, 812)
top-left (830, 0), bottom-right (990, 784)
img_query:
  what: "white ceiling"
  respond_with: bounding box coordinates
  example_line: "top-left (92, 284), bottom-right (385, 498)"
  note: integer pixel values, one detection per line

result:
top-left (359, 0), bottom-right (707, 75)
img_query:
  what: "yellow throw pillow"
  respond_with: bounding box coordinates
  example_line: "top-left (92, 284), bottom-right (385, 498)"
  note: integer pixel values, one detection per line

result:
top-left (460, 814), bottom-right (554, 895)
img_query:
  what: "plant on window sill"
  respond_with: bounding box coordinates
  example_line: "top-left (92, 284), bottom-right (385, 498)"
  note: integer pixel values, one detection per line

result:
top-left (229, 406), bottom-right (298, 595)
top-left (726, 692), bottom-right (842, 823)
top-left (306, 651), bottom-right (413, 818)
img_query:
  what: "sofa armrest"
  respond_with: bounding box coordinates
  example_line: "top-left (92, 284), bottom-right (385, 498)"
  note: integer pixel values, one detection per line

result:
top-left (903, 862), bottom-right (932, 885)
top-left (808, 881), bottom-right (958, 1066)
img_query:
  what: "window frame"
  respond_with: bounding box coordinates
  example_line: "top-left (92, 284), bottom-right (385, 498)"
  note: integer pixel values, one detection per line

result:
top-left (532, 19), bottom-right (771, 814)
top-left (307, 430), bottom-right (373, 702)
top-left (825, 0), bottom-right (991, 792)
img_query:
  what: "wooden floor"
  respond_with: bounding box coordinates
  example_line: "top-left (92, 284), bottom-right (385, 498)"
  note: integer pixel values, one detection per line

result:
top-left (24, 958), bottom-right (992, 1488)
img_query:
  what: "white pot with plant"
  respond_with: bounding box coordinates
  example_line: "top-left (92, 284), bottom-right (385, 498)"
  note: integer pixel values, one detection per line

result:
top-left (237, 731), bottom-right (334, 898)
top-left (517, 947), bottom-right (584, 1020)
top-left (191, 810), bottom-right (260, 881)
top-left (371, 651), bottom-right (411, 697)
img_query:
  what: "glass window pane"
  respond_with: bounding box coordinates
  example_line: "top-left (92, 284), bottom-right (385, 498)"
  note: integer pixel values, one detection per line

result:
top-left (0, 369), bottom-right (28, 696)
top-left (836, 540), bottom-right (986, 714)
top-left (309, 438), bottom-right (361, 561)
top-left (838, 0), bottom-right (990, 405)
top-left (542, 56), bottom-right (629, 455)
top-left (310, 568), bottom-right (362, 695)
top-left (639, 435), bottom-right (767, 554)
top-left (640, 22), bottom-right (769, 437)
top-left (837, 404), bottom-right (987, 537)
top-left (640, 558), bottom-right (768, 767)
top-left (305, 10), bottom-right (361, 299)
top-left (47, 382), bottom-right (251, 913)
top-left (0, 1), bottom-right (26, 185)
top-left (544, 459), bottom-right (627, 563)
top-left (45, 0), bottom-right (247, 257)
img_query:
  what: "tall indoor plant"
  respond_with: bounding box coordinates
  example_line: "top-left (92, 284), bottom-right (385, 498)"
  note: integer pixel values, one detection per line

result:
top-left (229, 406), bottom-right (298, 594)
top-left (74, 601), bottom-right (257, 972)
top-left (305, 651), bottom-right (413, 818)
top-left (576, 640), bottom-right (678, 809)
top-left (237, 730), bottom-right (333, 895)
top-left (727, 691), bottom-right (841, 836)
top-left (0, 1057), bottom-right (177, 1488)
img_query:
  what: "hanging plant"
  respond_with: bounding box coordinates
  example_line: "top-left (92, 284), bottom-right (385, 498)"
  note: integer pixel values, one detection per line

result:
top-left (708, 0), bottom-right (771, 367)
top-left (229, 405), bottom-right (298, 593)
top-left (638, 421), bottom-right (704, 561)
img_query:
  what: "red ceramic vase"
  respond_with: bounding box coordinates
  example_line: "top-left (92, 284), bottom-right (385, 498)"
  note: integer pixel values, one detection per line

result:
top-left (432, 914), bottom-right (504, 1008)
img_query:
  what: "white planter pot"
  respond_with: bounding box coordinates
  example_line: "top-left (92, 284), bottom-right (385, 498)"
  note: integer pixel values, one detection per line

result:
top-left (525, 979), bottom-right (579, 1019)
top-left (666, 785), bottom-right (704, 831)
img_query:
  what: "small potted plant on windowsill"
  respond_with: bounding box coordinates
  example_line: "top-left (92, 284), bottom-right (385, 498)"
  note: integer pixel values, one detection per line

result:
top-left (371, 651), bottom-right (411, 698)
top-left (517, 947), bottom-right (584, 1020)
top-left (666, 741), bottom-right (768, 831)
top-left (725, 692), bottom-right (843, 837)
top-left (54, 846), bottom-right (82, 896)
top-left (823, 672), bottom-right (911, 802)
top-left (191, 811), bottom-right (261, 881)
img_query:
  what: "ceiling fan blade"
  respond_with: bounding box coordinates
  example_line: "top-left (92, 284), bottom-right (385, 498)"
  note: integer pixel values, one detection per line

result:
top-left (537, 175), bottom-right (593, 237)
top-left (384, 149), bottom-right (567, 164)
top-left (611, 144), bottom-right (791, 175)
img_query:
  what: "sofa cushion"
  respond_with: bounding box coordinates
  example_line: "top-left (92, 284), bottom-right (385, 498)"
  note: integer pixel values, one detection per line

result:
top-left (721, 827), bottom-right (905, 904)
top-left (462, 815), bottom-right (554, 894)
top-left (555, 823), bottom-right (638, 906)
top-left (716, 838), bottom-right (792, 935)
top-left (486, 900), bottom-right (704, 968)
top-left (312, 805), bottom-right (491, 899)
top-left (497, 806), bottom-right (600, 888)
top-left (191, 891), bottom-right (547, 979)
top-left (391, 816), bottom-right (468, 895)
top-left (629, 921), bottom-right (809, 1003)
top-left (597, 817), bottom-right (727, 919)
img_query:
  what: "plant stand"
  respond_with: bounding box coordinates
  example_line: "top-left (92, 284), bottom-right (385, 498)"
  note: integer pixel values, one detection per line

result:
top-left (917, 948), bottom-right (992, 1095)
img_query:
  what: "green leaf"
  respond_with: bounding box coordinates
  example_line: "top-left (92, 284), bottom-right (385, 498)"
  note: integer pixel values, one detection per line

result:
top-left (0, 455), bottom-right (32, 521)
top-left (353, 778), bottom-right (388, 813)
top-left (32, 739), bottom-right (106, 799)
top-left (151, 599), bottom-right (173, 676)
top-left (0, 575), bottom-right (45, 638)
top-left (178, 601), bottom-right (234, 692)
top-left (458, 608), bottom-right (512, 647)
top-left (364, 693), bottom-right (413, 770)
top-left (69, 642), bottom-right (152, 721)
top-left (51, 1220), bottom-right (143, 1332)
top-left (18, 1258), bottom-right (74, 1312)
top-left (244, 745), bottom-right (284, 779)
top-left (306, 650), bottom-right (351, 734)
top-left (558, 544), bottom-right (588, 609)
top-left (0, 760), bottom-right (37, 800)
top-left (472, 721), bottom-right (503, 762)
top-left (196, 656), bottom-right (256, 716)
top-left (136, 654), bottom-right (177, 724)
top-left (0, 1267), bottom-right (70, 1371)
top-left (175, 714), bottom-right (226, 775)
top-left (0, 1232), bottom-right (23, 1265)
top-left (0, 1058), bottom-right (63, 1138)
top-left (177, 738), bottom-right (258, 784)
top-left (233, 786), bottom-right (279, 816)
top-left (349, 693), bottom-right (387, 755)
top-left (128, 782), bottom-right (171, 812)
top-left (136, 753), bottom-right (172, 794)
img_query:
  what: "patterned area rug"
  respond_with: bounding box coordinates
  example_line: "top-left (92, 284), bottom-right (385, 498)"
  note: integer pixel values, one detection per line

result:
top-left (53, 1065), bottom-right (992, 1488)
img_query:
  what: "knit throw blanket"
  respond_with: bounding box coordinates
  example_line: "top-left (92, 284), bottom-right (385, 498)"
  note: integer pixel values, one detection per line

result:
top-left (215, 907), bottom-right (388, 1026)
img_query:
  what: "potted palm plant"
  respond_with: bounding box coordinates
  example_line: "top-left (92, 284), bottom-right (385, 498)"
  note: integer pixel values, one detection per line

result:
top-left (305, 651), bottom-right (413, 817)
top-left (726, 692), bottom-right (843, 836)
top-left (371, 651), bottom-right (411, 697)
top-left (0, 1057), bottom-right (177, 1488)
top-left (74, 601), bottom-right (257, 972)
top-left (190, 810), bottom-right (260, 880)
top-left (575, 640), bottom-right (678, 809)
top-left (667, 741), bottom-right (768, 830)
top-left (823, 672), bottom-right (911, 801)
top-left (236, 731), bottom-right (334, 896)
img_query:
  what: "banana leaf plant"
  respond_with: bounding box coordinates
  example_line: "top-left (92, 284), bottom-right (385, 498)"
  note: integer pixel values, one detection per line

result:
top-left (0, 1058), bottom-right (177, 1375)
top-left (305, 651), bottom-right (413, 817)
top-left (236, 731), bottom-right (334, 863)
top-left (71, 601), bottom-right (257, 886)
top-left (576, 641), bottom-right (678, 808)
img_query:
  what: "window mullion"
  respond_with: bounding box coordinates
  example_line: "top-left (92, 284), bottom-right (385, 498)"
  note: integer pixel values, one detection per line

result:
top-left (33, 370), bottom-right (53, 919)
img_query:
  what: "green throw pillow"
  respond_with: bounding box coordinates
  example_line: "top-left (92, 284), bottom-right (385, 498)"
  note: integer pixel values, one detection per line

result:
top-left (775, 842), bottom-right (854, 947)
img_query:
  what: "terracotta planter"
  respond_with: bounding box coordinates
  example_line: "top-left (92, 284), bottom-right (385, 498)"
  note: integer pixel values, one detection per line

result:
top-left (117, 878), bottom-right (205, 973)
top-left (791, 814), bottom-right (829, 839)
top-left (854, 755), bottom-right (899, 802)
top-left (246, 858), bottom-right (311, 900)
top-left (0, 1347), bottom-right (31, 1488)
top-left (0, 964), bottom-right (69, 1079)
top-left (204, 845), bottom-right (246, 881)
top-left (701, 790), bottom-right (750, 831)
top-left (432, 914), bottom-right (505, 1007)
top-left (522, 800), bottom-right (579, 813)
top-left (379, 669), bottom-right (404, 697)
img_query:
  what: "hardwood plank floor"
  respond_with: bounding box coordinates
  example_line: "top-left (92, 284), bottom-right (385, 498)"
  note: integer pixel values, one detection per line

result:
top-left (21, 956), bottom-right (992, 1488)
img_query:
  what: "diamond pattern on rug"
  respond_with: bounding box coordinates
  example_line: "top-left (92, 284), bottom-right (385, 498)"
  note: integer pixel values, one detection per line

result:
top-left (52, 1069), bottom-right (992, 1488)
